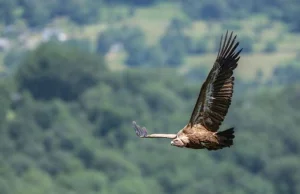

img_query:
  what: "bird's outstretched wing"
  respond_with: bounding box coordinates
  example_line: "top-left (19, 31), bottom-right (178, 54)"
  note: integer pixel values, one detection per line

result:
top-left (188, 31), bottom-right (242, 131)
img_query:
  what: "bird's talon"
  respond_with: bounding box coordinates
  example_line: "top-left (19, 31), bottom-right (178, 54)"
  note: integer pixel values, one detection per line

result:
top-left (132, 121), bottom-right (147, 138)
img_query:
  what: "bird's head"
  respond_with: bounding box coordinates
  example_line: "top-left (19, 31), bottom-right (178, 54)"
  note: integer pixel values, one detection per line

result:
top-left (170, 136), bottom-right (186, 148)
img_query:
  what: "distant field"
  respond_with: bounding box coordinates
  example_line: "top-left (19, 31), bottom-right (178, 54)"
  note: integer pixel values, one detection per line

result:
top-left (236, 52), bottom-right (297, 80)
top-left (181, 51), bottom-right (297, 80)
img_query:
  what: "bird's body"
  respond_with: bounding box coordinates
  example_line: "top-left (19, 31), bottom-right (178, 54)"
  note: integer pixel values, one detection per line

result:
top-left (172, 124), bottom-right (234, 150)
top-left (133, 31), bottom-right (242, 151)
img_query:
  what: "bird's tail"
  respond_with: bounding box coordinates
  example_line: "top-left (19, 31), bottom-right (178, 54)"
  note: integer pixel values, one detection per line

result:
top-left (216, 127), bottom-right (235, 147)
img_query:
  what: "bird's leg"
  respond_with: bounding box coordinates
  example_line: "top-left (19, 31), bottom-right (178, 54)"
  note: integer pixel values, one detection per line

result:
top-left (132, 121), bottom-right (177, 139)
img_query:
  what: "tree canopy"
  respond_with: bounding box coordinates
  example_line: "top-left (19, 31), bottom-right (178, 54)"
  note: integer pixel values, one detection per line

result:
top-left (16, 42), bottom-right (106, 101)
top-left (0, 41), bottom-right (299, 194)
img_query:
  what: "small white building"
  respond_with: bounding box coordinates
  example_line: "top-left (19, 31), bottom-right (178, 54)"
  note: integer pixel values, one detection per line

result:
top-left (42, 28), bottom-right (68, 42)
top-left (0, 38), bottom-right (11, 51)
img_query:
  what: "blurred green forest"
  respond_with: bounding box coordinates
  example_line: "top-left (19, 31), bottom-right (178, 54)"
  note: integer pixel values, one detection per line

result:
top-left (1, 0), bottom-right (300, 194)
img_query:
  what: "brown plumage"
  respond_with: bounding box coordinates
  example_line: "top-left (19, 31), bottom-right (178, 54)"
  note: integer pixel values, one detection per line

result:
top-left (133, 31), bottom-right (242, 151)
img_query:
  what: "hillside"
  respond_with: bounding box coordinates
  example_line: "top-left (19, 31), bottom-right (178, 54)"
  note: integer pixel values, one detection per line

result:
top-left (0, 1), bottom-right (300, 194)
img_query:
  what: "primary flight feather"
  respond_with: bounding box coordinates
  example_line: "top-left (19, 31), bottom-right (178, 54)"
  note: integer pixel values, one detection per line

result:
top-left (133, 31), bottom-right (242, 150)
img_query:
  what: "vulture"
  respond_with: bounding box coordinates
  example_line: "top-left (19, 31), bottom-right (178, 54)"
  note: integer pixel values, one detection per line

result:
top-left (133, 31), bottom-right (242, 150)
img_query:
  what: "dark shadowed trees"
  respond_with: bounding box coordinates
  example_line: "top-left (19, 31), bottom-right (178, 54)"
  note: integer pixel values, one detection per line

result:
top-left (16, 42), bottom-right (106, 101)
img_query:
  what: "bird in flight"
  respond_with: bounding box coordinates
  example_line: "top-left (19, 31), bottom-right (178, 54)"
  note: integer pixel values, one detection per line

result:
top-left (133, 31), bottom-right (242, 150)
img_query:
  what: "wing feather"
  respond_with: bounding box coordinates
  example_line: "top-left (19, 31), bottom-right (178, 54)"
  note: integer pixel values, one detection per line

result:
top-left (188, 31), bottom-right (242, 131)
